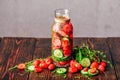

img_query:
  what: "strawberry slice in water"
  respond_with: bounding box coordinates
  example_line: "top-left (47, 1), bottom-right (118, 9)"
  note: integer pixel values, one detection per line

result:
top-left (52, 33), bottom-right (59, 40)
top-left (58, 30), bottom-right (68, 37)
top-left (63, 49), bottom-right (72, 57)
top-left (69, 33), bottom-right (73, 40)
top-left (63, 23), bottom-right (73, 35)
top-left (53, 38), bottom-right (61, 48)
top-left (62, 39), bottom-right (70, 47)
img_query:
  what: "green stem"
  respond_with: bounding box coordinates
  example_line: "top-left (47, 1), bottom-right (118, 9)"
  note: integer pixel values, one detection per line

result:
top-left (9, 65), bottom-right (17, 71)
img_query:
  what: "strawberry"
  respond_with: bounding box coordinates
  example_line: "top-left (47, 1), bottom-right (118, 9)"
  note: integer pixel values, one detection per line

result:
top-left (17, 63), bottom-right (26, 70)
top-left (34, 67), bottom-right (42, 73)
top-left (53, 38), bottom-right (61, 47)
top-left (45, 57), bottom-right (53, 65)
top-left (90, 61), bottom-right (99, 69)
top-left (52, 46), bottom-right (61, 50)
top-left (70, 60), bottom-right (77, 68)
top-left (39, 61), bottom-right (49, 69)
top-left (59, 61), bottom-right (67, 65)
top-left (69, 34), bottom-right (73, 40)
top-left (33, 60), bottom-right (40, 67)
top-left (62, 39), bottom-right (70, 47)
top-left (75, 63), bottom-right (82, 70)
top-left (63, 49), bottom-right (72, 57)
top-left (100, 61), bottom-right (107, 67)
top-left (58, 30), bottom-right (68, 37)
top-left (52, 33), bottom-right (59, 40)
top-left (83, 68), bottom-right (89, 72)
top-left (98, 65), bottom-right (105, 72)
top-left (63, 23), bottom-right (73, 35)
top-left (68, 67), bottom-right (78, 73)
top-left (48, 64), bottom-right (55, 70)
top-left (63, 46), bottom-right (70, 51)
top-left (90, 68), bottom-right (97, 74)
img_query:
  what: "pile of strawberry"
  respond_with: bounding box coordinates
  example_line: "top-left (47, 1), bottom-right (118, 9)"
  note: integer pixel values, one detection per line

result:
top-left (14, 58), bottom-right (55, 73)
top-left (68, 60), bottom-right (106, 74)
top-left (11, 58), bottom-right (106, 74)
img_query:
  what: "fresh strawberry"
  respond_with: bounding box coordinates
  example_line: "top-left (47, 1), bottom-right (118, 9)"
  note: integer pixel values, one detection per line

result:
top-left (59, 61), bottom-right (67, 65)
top-left (100, 61), bottom-right (107, 67)
top-left (53, 39), bottom-right (61, 47)
top-left (69, 67), bottom-right (78, 73)
top-left (75, 63), bottom-right (82, 70)
top-left (39, 59), bottom-right (45, 63)
top-left (83, 68), bottom-right (89, 72)
top-left (90, 61), bottom-right (99, 69)
top-left (98, 65), bottom-right (105, 72)
top-left (90, 68), bottom-right (97, 74)
top-left (58, 30), bottom-right (68, 37)
top-left (45, 58), bottom-right (53, 65)
top-left (39, 61), bottom-right (48, 69)
top-left (17, 63), bottom-right (26, 70)
top-left (48, 64), bottom-right (55, 70)
top-left (34, 67), bottom-right (42, 73)
top-left (33, 60), bottom-right (40, 67)
top-left (70, 60), bottom-right (77, 68)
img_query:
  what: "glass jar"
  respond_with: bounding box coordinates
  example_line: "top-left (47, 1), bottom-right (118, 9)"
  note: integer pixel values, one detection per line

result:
top-left (51, 9), bottom-right (73, 67)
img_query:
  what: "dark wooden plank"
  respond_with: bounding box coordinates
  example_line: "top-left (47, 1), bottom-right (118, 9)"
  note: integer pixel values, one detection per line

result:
top-left (87, 38), bottom-right (116, 80)
top-left (107, 38), bottom-right (120, 80)
top-left (73, 37), bottom-right (88, 47)
top-left (0, 38), bottom-right (16, 80)
top-left (0, 38), bottom-right (2, 43)
top-left (0, 38), bottom-right (36, 80)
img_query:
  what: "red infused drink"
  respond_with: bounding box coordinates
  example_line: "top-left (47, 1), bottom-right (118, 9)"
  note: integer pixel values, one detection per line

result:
top-left (52, 9), bottom-right (73, 67)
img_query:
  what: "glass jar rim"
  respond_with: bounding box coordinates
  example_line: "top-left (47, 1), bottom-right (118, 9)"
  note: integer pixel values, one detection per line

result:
top-left (55, 9), bottom-right (69, 13)
top-left (55, 9), bottom-right (70, 19)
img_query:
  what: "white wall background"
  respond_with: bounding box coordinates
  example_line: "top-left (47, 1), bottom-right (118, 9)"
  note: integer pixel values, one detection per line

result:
top-left (0, 0), bottom-right (120, 38)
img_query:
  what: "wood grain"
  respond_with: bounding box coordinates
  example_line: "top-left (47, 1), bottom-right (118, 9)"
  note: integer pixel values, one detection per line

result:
top-left (0, 38), bottom-right (36, 80)
top-left (0, 37), bottom-right (119, 80)
top-left (107, 38), bottom-right (120, 80)
top-left (0, 38), bottom-right (16, 80)
top-left (73, 38), bottom-right (88, 47)
top-left (0, 38), bottom-right (1, 43)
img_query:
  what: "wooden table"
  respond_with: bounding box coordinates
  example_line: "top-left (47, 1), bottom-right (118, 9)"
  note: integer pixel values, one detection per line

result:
top-left (0, 37), bottom-right (119, 80)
